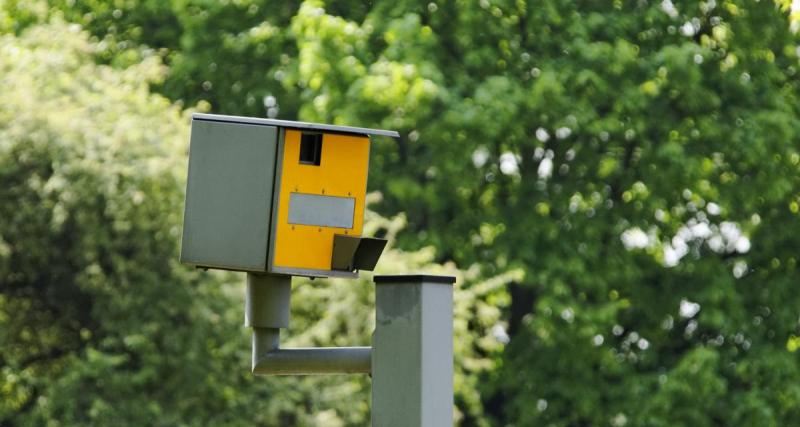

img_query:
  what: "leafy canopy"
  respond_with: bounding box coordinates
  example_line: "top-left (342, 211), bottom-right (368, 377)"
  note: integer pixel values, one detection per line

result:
top-left (0, 19), bottom-right (514, 426)
top-left (4, 0), bottom-right (800, 425)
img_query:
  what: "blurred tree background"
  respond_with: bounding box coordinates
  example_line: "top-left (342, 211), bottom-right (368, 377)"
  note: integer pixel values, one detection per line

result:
top-left (2, 0), bottom-right (800, 425)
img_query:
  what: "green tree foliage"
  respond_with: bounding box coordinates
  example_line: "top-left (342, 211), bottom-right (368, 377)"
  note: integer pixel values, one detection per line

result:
top-left (0, 21), bottom-right (514, 425)
top-left (5, 0), bottom-right (800, 425)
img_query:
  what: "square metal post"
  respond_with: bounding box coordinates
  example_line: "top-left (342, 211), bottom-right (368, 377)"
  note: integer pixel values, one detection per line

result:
top-left (372, 275), bottom-right (456, 427)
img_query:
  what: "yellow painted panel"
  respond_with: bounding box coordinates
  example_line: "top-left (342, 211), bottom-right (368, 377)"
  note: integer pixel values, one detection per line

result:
top-left (273, 130), bottom-right (370, 272)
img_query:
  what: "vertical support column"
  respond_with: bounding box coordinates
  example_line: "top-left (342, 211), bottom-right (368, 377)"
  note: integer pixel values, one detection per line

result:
top-left (245, 273), bottom-right (291, 329)
top-left (246, 273), bottom-right (291, 370)
top-left (372, 275), bottom-right (456, 427)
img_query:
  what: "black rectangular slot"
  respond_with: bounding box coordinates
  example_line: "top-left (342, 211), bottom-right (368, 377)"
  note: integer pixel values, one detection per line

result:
top-left (299, 133), bottom-right (322, 165)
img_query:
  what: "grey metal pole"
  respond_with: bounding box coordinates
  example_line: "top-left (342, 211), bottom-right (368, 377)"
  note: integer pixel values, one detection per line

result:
top-left (372, 275), bottom-right (456, 427)
top-left (246, 273), bottom-right (371, 375)
top-left (245, 273), bottom-right (291, 329)
top-left (253, 345), bottom-right (371, 375)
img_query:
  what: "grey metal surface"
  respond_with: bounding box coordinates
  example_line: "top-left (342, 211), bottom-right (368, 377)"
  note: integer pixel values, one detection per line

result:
top-left (246, 274), bottom-right (371, 375)
top-left (352, 237), bottom-right (387, 271)
top-left (266, 128), bottom-right (286, 274)
top-left (332, 235), bottom-right (388, 271)
top-left (245, 274), bottom-right (291, 329)
top-left (269, 265), bottom-right (358, 279)
top-left (252, 327), bottom-right (281, 370)
top-left (252, 331), bottom-right (371, 375)
top-left (287, 193), bottom-right (355, 229)
top-left (374, 274), bottom-right (457, 284)
top-left (331, 234), bottom-right (361, 271)
top-left (180, 120), bottom-right (278, 271)
top-left (193, 113), bottom-right (400, 138)
top-left (372, 277), bottom-right (454, 427)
